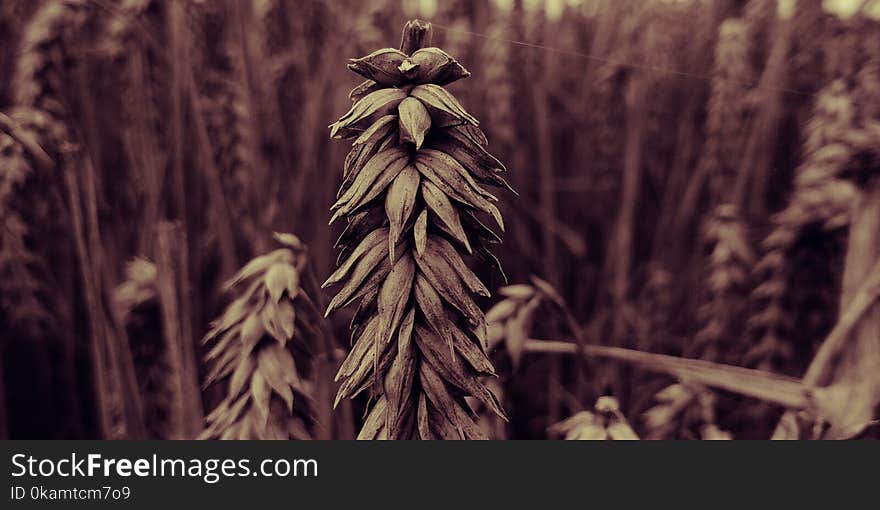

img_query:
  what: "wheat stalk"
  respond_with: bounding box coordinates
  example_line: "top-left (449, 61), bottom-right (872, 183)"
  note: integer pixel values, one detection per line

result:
top-left (480, 16), bottom-right (515, 159)
top-left (325, 20), bottom-right (512, 440)
top-left (201, 233), bottom-right (317, 440)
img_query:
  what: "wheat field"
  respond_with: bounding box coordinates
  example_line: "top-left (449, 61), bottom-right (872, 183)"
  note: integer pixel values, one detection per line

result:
top-left (1, 0), bottom-right (879, 440)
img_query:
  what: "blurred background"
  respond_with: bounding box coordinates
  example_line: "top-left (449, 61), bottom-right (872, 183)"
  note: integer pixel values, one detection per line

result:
top-left (1, 0), bottom-right (879, 439)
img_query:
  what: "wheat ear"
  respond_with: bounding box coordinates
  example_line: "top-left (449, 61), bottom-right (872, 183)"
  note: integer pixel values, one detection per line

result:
top-left (746, 80), bottom-right (867, 369)
top-left (201, 234), bottom-right (316, 440)
top-left (326, 20), bottom-right (512, 439)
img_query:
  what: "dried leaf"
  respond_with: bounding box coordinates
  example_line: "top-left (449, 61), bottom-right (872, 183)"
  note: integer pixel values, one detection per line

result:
top-left (414, 153), bottom-right (504, 231)
top-left (407, 47), bottom-right (471, 85)
top-left (357, 396), bottom-right (388, 440)
top-left (347, 48), bottom-right (408, 85)
top-left (410, 84), bottom-right (478, 127)
top-left (427, 236), bottom-right (489, 297)
top-left (385, 165), bottom-right (420, 259)
top-left (340, 115), bottom-right (397, 197)
top-left (229, 356), bottom-right (254, 399)
top-left (330, 88), bottom-right (407, 138)
top-left (376, 254), bottom-right (416, 352)
top-left (324, 228), bottom-right (388, 287)
top-left (331, 148), bottom-right (409, 222)
top-left (250, 371), bottom-right (270, 429)
top-left (398, 97), bottom-right (432, 149)
top-left (414, 209), bottom-right (428, 255)
top-left (349, 79), bottom-right (383, 102)
top-left (421, 180), bottom-right (471, 252)
top-left (419, 362), bottom-right (465, 439)
top-left (414, 242), bottom-right (483, 328)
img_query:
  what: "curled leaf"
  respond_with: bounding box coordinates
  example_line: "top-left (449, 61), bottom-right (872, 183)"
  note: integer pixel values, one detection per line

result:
top-left (410, 84), bottom-right (478, 127)
top-left (407, 47), bottom-right (470, 85)
top-left (330, 88), bottom-right (407, 139)
top-left (347, 48), bottom-right (408, 85)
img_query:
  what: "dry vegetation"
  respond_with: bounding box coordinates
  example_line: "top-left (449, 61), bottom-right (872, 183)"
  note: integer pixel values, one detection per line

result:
top-left (0, 0), bottom-right (879, 440)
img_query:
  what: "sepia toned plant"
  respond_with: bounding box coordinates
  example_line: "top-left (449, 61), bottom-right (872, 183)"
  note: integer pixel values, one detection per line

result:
top-left (549, 396), bottom-right (639, 441)
top-left (13, 0), bottom-right (89, 119)
top-left (700, 19), bottom-right (754, 205)
top-left (746, 80), bottom-right (863, 371)
top-left (113, 257), bottom-right (176, 439)
top-left (641, 383), bottom-right (733, 440)
top-left (325, 20), bottom-right (512, 439)
top-left (0, 109), bottom-right (58, 339)
top-left (201, 233), bottom-right (316, 440)
top-left (693, 205), bottom-right (755, 363)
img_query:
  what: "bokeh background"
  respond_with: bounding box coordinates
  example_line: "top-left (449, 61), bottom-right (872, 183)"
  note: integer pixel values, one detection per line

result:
top-left (1, 0), bottom-right (879, 439)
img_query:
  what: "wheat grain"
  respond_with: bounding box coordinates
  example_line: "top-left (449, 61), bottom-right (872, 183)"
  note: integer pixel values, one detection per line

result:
top-left (326, 20), bottom-right (512, 440)
top-left (201, 234), bottom-right (316, 440)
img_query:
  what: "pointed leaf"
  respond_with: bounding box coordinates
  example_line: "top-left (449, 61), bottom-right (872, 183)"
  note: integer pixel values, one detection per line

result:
top-left (264, 263), bottom-right (296, 303)
top-left (410, 84), bottom-right (478, 127)
top-left (398, 97), bottom-right (432, 149)
top-left (347, 48), bottom-right (408, 85)
top-left (331, 148), bottom-right (410, 223)
top-left (384, 325), bottom-right (416, 437)
top-left (421, 180), bottom-right (471, 252)
top-left (357, 396), bottom-right (388, 440)
top-left (414, 241), bottom-right (484, 328)
top-left (385, 165), bottom-right (420, 259)
top-left (413, 274), bottom-right (455, 351)
top-left (349, 79), bottom-right (384, 103)
top-left (250, 371), bottom-right (270, 430)
top-left (333, 147), bottom-right (407, 213)
top-left (414, 209), bottom-right (428, 255)
top-left (229, 355), bottom-right (254, 399)
top-left (408, 47), bottom-right (471, 85)
top-left (330, 88), bottom-right (407, 138)
top-left (414, 154), bottom-right (504, 231)
top-left (324, 228), bottom-right (388, 287)
top-left (419, 362), bottom-right (465, 439)
top-left (325, 255), bottom-right (392, 316)
top-left (340, 116), bottom-right (397, 199)
top-left (419, 148), bottom-right (498, 202)
top-left (428, 236), bottom-right (489, 297)
top-left (417, 393), bottom-right (432, 439)
top-left (376, 253), bottom-right (416, 355)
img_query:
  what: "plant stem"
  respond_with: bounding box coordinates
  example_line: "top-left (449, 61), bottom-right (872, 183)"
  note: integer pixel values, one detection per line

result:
top-left (523, 339), bottom-right (810, 409)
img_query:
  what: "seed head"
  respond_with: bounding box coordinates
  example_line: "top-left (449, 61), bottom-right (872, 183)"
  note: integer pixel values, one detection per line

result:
top-left (326, 22), bottom-right (514, 439)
